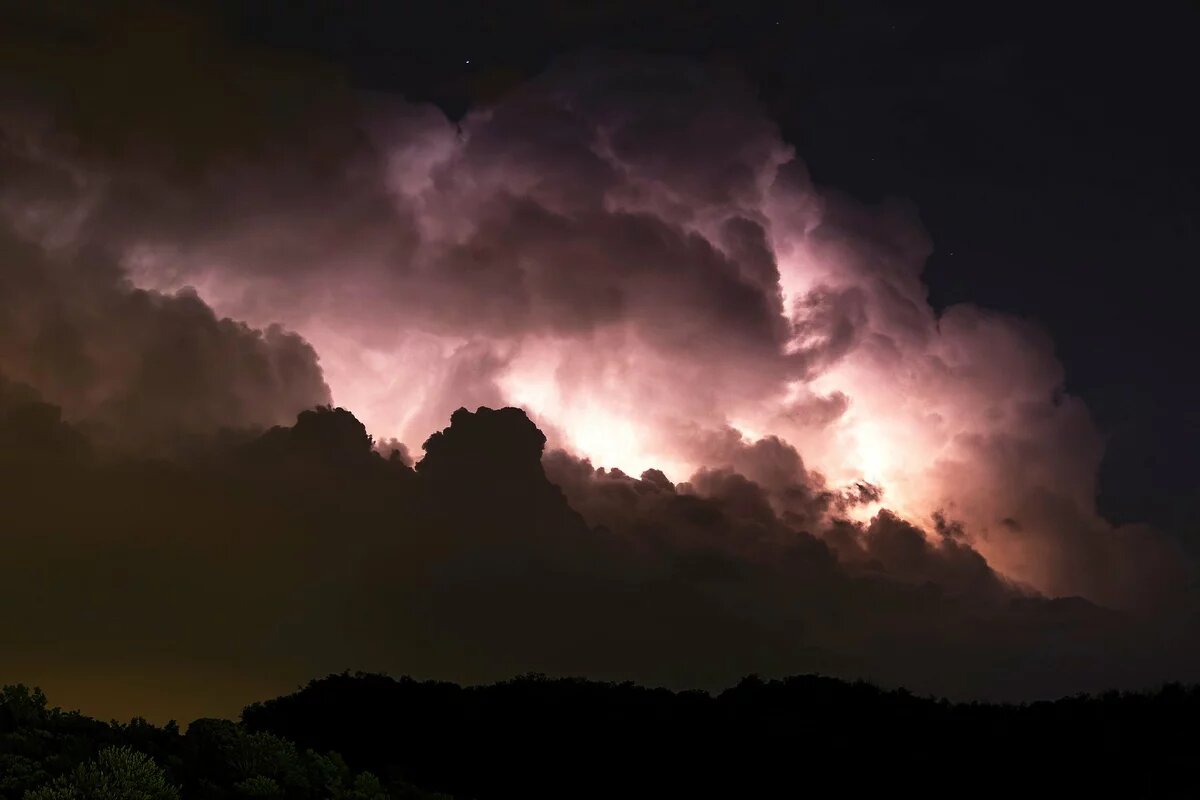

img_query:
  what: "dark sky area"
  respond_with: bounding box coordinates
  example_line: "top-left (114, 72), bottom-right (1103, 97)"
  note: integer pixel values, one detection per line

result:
top-left (1, 0), bottom-right (1198, 724)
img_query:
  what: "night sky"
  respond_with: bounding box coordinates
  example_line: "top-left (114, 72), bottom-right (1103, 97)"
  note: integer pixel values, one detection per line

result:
top-left (1, 0), bottom-right (1198, 723)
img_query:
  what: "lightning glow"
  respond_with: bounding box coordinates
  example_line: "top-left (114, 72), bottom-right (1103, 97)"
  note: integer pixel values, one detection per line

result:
top-left (11, 52), bottom-right (1160, 607)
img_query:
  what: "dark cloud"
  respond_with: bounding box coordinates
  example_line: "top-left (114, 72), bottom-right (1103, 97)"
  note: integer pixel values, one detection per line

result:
top-left (0, 224), bottom-right (329, 451)
top-left (1, 389), bottom-right (1196, 723)
top-left (0, 375), bottom-right (89, 462)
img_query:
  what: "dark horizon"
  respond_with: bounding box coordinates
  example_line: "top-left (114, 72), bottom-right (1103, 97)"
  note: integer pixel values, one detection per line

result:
top-left (9, 670), bottom-right (1200, 799)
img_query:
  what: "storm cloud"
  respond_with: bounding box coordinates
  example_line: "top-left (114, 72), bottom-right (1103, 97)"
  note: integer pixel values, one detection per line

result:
top-left (0, 2), bottom-right (1195, 722)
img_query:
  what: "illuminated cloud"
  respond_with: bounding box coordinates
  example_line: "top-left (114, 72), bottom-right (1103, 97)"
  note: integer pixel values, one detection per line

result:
top-left (34, 49), bottom-right (1172, 608)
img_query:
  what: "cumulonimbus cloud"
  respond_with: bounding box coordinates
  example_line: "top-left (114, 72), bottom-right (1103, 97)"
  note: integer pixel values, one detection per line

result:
top-left (0, 0), bottom-right (1189, 676)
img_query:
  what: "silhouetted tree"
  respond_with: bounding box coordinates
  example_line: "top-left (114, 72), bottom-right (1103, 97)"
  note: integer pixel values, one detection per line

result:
top-left (23, 747), bottom-right (178, 800)
top-left (0, 686), bottom-right (449, 800)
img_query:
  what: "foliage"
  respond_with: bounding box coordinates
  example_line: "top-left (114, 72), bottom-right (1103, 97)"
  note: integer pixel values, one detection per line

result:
top-left (19, 670), bottom-right (1200, 799)
top-left (0, 686), bottom-right (49, 730)
top-left (0, 687), bottom-right (448, 800)
top-left (244, 671), bottom-right (1200, 799)
top-left (23, 746), bottom-right (178, 800)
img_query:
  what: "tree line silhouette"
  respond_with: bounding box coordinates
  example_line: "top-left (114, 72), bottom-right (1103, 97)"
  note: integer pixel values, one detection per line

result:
top-left (7, 673), bottom-right (1200, 799)
top-left (0, 684), bottom-right (448, 800)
